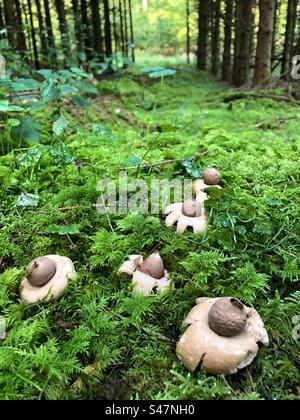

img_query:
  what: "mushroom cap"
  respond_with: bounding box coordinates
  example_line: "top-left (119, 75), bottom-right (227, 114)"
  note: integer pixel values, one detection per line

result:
top-left (139, 253), bottom-right (165, 280)
top-left (203, 168), bottom-right (221, 185)
top-left (118, 254), bottom-right (171, 296)
top-left (176, 297), bottom-right (269, 375)
top-left (182, 199), bottom-right (202, 218)
top-left (26, 257), bottom-right (57, 287)
top-left (20, 255), bottom-right (77, 304)
top-left (208, 297), bottom-right (247, 337)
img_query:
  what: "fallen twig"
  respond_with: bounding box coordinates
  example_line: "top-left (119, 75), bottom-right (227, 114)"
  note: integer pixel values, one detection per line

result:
top-left (223, 92), bottom-right (300, 105)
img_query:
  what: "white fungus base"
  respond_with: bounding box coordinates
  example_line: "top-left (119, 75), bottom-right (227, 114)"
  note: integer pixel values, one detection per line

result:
top-left (176, 297), bottom-right (269, 375)
top-left (20, 255), bottom-right (77, 304)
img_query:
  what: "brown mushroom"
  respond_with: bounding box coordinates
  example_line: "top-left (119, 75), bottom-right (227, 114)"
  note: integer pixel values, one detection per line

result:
top-left (139, 253), bottom-right (165, 280)
top-left (203, 168), bottom-right (221, 186)
top-left (208, 297), bottom-right (247, 337)
top-left (176, 297), bottom-right (269, 375)
top-left (182, 199), bottom-right (202, 218)
top-left (118, 253), bottom-right (171, 296)
top-left (26, 257), bottom-right (57, 287)
top-left (20, 255), bottom-right (77, 304)
top-left (165, 198), bottom-right (207, 235)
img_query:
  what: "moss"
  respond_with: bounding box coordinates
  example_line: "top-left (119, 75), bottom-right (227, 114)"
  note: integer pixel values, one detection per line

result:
top-left (0, 65), bottom-right (299, 400)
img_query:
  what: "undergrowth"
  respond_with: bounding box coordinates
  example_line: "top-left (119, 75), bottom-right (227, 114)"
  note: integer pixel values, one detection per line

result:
top-left (0, 62), bottom-right (299, 400)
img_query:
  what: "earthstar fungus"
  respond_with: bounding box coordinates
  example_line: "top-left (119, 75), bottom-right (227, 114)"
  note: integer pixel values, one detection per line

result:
top-left (165, 168), bottom-right (222, 234)
top-left (20, 255), bottom-right (77, 304)
top-left (176, 297), bottom-right (269, 375)
top-left (118, 253), bottom-right (171, 296)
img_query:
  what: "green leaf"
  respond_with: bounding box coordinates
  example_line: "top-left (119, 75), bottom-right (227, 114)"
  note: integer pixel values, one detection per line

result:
top-left (11, 116), bottom-right (41, 143)
top-left (49, 142), bottom-right (75, 165)
top-left (19, 148), bottom-right (42, 168)
top-left (45, 224), bottom-right (80, 235)
top-left (60, 84), bottom-right (79, 95)
top-left (53, 114), bottom-right (69, 136)
top-left (91, 123), bottom-right (112, 135)
top-left (70, 67), bottom-right (92, 79)
top-left (8, 118), bottom-right (21, 127)
top-left (10, 78), bottom-right (38, 92)
top-left (252, 222), bottom-right (273, 236)
top-left (127, 156), bottom-right (142, 165)
top-left (72, 95), bottom-right (91, 107)
top-left (148, 69), bottom-right (176, 78)
top-left (0, 100), bottom-right (24, 113)
top-left (182, 158), bottom-right (201, 178)
top-left (41, 79), bottom-right (60, 102)
top-left (15, 193), bottom-right (39, 208)
top-left (141, 67), bottom-right (165, 73)
top-left (36, 69), bottom-right (54, 79)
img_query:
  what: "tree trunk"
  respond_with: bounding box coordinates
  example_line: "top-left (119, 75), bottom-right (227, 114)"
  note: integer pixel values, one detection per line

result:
top-left (119, 0), bottom-right (125, 56)
top-left (72, 0), bottom-right (83, 54)
top-left (112, 0), bottom-right (119, 52)
top-left (271, 0), bottom-right (278, 67)
top-left (103, 0), bottom-right (112, 56)
top-left (27, 0), bottom-right (40, 69)
top-left (91, 0), bottom-right (104, 60)
top-left (35, 0), bottom-right (48, 60)
top-left (186, 0), bottom-right (191, 64)
top-left (55, 0), bottom-right (71, 58)
top-left (128, 0), bottom-right (135, 62)
top-left (44, 0), bottom-right (57, 65)
top-left (222, 0), bottom-right (233, 82)
top-left (254, 0), bottom-right (275, 86)
top-left (211, 0), bottom-right (221, 76)
top-left (281, 0), bottom-right (298, 78)
top-left (3, 0), bottom-right (17, 48)
top-left (232, 0), bottom-right (256, 87)
top-left (197, 0), bottom-right (210, 70)
top-left (123, 0), bottom-right (129, 56)
top-left (21, 1), bottom-right (34, 63)
top-left (14, 0), bottom-right (27, 53)
top-left (81, 0), bottom-right (93, 59)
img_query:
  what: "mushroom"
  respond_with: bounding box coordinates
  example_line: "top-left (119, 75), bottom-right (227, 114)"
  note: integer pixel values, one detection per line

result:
top-left (203, 168), bottom-right (222, 186)
top-left (118, 253), bottom-right (171, 296)
top-left (165, 168), bottom-right (223, 235)
top-left (165, 198), bottom-right (207, 234)
top-left (192, 167), bottom-right (222, 199)
top-left (176, 297), bottom-right (269, 375)
top-left (20, 255), bottom-right (77, 304)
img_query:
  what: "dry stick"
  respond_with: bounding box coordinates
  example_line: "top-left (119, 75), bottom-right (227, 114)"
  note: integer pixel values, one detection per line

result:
top-left (223, 92), bottom-right (300, 104)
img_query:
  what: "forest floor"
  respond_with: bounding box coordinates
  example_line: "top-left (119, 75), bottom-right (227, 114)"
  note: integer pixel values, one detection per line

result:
top-left (0, 58), bottom-right (300, 400)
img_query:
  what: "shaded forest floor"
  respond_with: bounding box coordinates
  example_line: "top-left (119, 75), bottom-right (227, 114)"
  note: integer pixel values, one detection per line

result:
top-left (0, 61), bottom-right (300, 400)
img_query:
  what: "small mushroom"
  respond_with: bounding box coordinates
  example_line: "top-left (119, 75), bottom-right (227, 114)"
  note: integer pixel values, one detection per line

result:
top-left (118, 253), bottom-right (171, 296)
top-left (139, 253), bottom-right (165, 279)
top-left (165, 198), bottom-right (207, 234)
top-left (176, 297), bottom-right (269, 375)
top-left (208, 297), bottom-right (247, 337)
top-left (192, 168), bottom-right (222, 199)
top-left (182, 199), bottom-right (202, 218)
top-left (20, 255), bottom-right (77, 304)
top-left (203, 168), bottom-right (222, 185)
